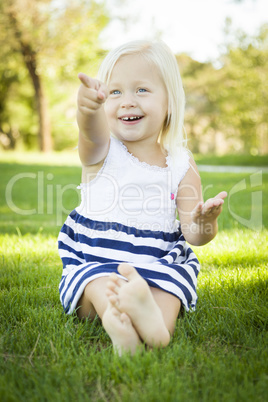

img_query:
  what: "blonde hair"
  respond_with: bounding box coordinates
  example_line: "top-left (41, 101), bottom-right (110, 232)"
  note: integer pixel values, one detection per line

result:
top-left (98, 40), bottom-right (187, 155)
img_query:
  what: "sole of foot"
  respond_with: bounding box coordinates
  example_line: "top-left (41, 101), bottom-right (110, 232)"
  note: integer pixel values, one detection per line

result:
top-left (102, 300), bottom-right (141, 356)
top-left (111, 263), bottom-right (170, 347)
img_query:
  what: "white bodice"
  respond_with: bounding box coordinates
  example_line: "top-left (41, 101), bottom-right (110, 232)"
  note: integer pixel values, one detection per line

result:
top-left (76, 137), bottom-right (190, 233)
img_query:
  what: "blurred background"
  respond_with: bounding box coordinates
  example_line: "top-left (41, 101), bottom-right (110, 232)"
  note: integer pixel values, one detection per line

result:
top-left (0, 0), bottom-right (267, 156)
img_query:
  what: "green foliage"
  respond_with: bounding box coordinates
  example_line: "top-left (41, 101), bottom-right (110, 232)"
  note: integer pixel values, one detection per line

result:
top-left (216, 24), bottom-right (268, 153)
top-left (0, 0), bottom-right (109, 150)
top-left (0, 23), bottom-right (36, 148)
top-left (180, 23), bottom-right (268, 155)
top-left (0, 3), bottom-right (267, 154)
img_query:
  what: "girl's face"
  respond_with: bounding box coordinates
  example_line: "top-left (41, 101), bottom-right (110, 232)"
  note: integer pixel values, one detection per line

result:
top-left (104, 54), bottom-right (168, 146)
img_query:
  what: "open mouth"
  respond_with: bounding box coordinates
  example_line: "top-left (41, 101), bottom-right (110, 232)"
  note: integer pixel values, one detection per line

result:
top-left (119, 116), bottom-right (143, 122)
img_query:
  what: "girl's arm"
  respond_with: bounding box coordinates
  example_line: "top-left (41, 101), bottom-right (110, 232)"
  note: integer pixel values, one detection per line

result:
top-left (176, 157), bottom-right (227, 246)
top-left (77, 73), bottom-right (110, 166)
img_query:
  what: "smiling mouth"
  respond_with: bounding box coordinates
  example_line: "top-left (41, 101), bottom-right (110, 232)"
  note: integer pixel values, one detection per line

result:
top-left (119, 116), bottom-right (143, 121)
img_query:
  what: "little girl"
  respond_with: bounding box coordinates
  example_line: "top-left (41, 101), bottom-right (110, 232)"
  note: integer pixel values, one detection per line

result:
top-left (58, 40), bottom-right (227, 355)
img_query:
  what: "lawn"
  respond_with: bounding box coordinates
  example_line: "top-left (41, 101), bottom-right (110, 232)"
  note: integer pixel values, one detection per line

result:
top-left (0, 153), bottom-right (267, 402)
top-left (194, 153), bottom-right (268, 167)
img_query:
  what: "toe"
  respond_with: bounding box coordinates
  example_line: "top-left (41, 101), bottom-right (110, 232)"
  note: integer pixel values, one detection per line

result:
top-left (111, 307), bottom-right (120, 317)
top-left (110, 272), bottom-right (119, 282)
top-left (120, 312), bottom-right (131, 326)
top-left (108, 294), bottom-right (119, 307)
top-left (118, 263), bottom-right (139, 281)
top-left (105, 288), bottom-right (114, 298)
top-left (107, 280), bottom-right (119, 294)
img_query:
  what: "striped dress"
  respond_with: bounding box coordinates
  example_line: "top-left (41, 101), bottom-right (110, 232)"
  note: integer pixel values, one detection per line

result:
top-left (58, 137), bottom-right (200, 314)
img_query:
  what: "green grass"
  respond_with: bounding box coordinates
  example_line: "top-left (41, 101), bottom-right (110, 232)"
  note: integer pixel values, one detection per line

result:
top-left (1, 149), bottom-right (267, 167)
top-left (194, 153), bottom-right (268, 166)
top-left (0, 153), bottom-right (267, 402)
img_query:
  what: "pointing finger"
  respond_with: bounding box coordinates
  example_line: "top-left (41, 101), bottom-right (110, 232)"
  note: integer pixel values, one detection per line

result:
top-left (97, 87), bottom-right (107, 101)
top-left (78, 72), bottom-right (93, 88)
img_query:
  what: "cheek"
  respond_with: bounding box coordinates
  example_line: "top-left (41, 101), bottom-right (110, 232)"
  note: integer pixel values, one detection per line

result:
top-left (105, 101), bottom-right (117, 119)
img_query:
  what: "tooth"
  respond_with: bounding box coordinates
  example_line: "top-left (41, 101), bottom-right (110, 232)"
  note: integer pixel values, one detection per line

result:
top-left (121, 116), bottom-right (141, 121)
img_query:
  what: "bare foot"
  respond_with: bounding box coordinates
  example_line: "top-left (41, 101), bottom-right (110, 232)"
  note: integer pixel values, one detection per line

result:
top-left (109, 264), bottom-right (170, 348)
top-left (102, 300), bottom-right (141, 356)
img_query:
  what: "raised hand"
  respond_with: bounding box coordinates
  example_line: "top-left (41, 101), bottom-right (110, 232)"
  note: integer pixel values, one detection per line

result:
top-left (192, 191), bottom-right (228, 225)
top-left (77, 73), bottom-right (108, 115)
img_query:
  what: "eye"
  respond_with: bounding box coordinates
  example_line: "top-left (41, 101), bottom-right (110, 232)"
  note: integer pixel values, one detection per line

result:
top-left (137, 88), bottom-right (147, 93)
top-left (110, 89), bottom-right (121, 95)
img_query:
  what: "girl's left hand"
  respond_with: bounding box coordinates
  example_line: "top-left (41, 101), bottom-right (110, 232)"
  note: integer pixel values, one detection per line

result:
top-left (192, 191), bottom-right (228, 223)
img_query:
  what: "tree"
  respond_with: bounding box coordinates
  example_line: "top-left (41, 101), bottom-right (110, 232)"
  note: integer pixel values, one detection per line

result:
top-left (177, 54), bottom-right (217, 153)
top-left (0, 40), bottom-right (20, 149)
top-left (217, 24), bottom-right (268, 154)
top-left (0, 0), bottom-right (109, 151)
top-left (179, 23), bottom-right (268, 155)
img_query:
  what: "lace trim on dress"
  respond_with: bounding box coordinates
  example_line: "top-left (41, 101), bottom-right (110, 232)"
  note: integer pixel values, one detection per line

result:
top-left (118, 140), bottom-right (171, 172)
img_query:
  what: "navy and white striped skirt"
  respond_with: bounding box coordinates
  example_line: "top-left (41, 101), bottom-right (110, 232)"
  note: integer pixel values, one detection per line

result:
top-left (58, 209), bottom-right (200, 315)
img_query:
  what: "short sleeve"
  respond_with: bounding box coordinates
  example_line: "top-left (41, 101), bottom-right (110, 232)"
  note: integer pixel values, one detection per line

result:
top-left (170, 147), bottom-right (190, 195)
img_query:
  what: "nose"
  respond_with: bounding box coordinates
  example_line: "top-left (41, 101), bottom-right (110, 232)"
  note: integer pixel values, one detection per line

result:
top-left (121, 93), bottom-right (137, 108)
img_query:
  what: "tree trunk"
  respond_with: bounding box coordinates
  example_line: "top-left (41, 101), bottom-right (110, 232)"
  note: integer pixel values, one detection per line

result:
top-left (28, 63), bottom-right (52, 152)
top-left (8, 11), bottom-right (52, 152)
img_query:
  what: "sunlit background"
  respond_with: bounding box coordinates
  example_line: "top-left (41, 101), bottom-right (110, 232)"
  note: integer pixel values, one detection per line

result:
top-left (101, 0), bottom-right (267, 62)
top-left (0, 0), bottom-right (267, 155)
